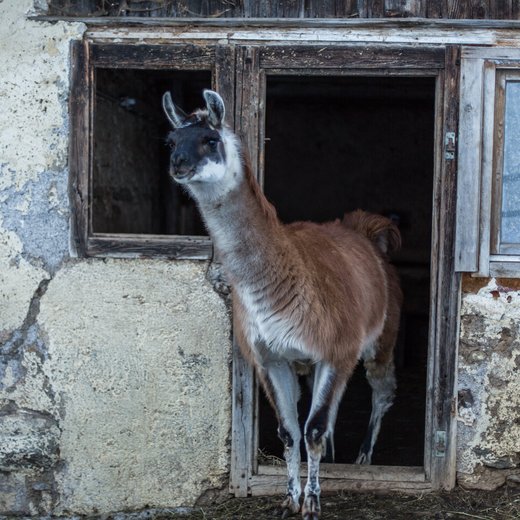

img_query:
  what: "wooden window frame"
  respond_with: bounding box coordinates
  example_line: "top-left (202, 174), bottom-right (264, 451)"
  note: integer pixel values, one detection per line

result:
top-left (456, 47), bottom-right (520, 277)
top-left (231, 44), bottom-right (460, 496)
top-left (69, 40), bottom-right (235, 260)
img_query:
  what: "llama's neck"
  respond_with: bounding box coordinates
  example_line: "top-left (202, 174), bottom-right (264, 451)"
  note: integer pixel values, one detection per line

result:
top-left (189, 149), bottom-right (283, 284)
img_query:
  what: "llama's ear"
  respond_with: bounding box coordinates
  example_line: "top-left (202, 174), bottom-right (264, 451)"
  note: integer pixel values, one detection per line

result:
top-left (162, 91), bottom-right (187, 129)
top-left (203, 89), bottom-right (225, 128)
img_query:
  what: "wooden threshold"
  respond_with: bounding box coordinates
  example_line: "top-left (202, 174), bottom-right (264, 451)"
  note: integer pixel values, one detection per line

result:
top-left (250, 464), bottom-right (431, 495)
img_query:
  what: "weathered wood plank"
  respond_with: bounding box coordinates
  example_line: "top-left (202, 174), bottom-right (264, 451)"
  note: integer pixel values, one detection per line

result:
top-left (258, 464), bottom-right (426, 482)
top-left (244, 0), bottom-right (303, 17)
top-left (462, 47), bottom-right (520, 61)
top-left (368, 0), bottom-right (385, 17)
top-left (235, 46), bottom-right (262, 179)
top-left (446, 0), bottom-right (470, 18)
top-left (455, 55), bottom-right (484, 273)
top-left (492, 0), bottom-right (513, 20)
top-left (42, 0), bottom-right (520, 18)
top-left (304, 0), bottom-right (359, 18)
top-left (90, 43), bottom-right (215, 68)
top-left (513, 0), bottom-right (520, 19)
top-left (230, 45), bottom-right (261, 498)
top-left (249, 474), bottom-right (432, 495)
top-left (476, 61), bottom-right (497, 275)
top-left (259, 46), bottom-right (446, 69)
top-left (69, 40), bottom-right (91, 257)
top-left (87, 234), bottom-right (213, 259)
top-left (385, 0), bottom-right (426, 18)
top-left (428, 45), bottom-right (461, 490)
top-left (214, 44), bottom-right (236, 128)
top-left (230, 336), bottom-right (256, 497)
top-left (426, 0), bottom-right (444, 18)
top-left (490, 259), bottom-right (520, 276)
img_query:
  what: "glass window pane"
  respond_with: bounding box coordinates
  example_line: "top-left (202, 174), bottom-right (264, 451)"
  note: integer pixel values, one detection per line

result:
top-left (501, 80), bottom-right (520, 244)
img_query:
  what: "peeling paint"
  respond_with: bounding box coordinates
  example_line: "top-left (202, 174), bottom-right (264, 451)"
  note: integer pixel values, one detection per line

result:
top-left (1, 169), bottom-right (70, 272)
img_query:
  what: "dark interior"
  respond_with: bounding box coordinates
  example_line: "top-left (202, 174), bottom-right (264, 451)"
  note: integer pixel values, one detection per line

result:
top-left (258, 75), bottom-right (435, 467)
top-left (93, 68), bottom-right (209, 236)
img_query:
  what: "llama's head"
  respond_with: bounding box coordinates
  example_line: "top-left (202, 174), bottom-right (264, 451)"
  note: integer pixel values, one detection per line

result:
top-left (162, 90), bottom-right (241, 192)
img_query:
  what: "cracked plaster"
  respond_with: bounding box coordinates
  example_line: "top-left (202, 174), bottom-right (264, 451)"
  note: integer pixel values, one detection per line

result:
top-left (38, 260), bottom-right (232, 515)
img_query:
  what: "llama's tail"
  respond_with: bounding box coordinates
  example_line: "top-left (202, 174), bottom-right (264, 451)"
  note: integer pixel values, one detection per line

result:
top-left (342, 209), bottom-right (401, 256)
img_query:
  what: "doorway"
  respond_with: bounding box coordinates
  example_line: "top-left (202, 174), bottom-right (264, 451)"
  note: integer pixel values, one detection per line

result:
top-left (256, 75), bottom-right (435, 467)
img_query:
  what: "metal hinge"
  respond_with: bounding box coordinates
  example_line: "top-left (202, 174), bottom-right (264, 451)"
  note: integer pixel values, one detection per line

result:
top-left (435, 430), bottom-right (447, 457)
top-left (445, 132), bottom-right (456, 160)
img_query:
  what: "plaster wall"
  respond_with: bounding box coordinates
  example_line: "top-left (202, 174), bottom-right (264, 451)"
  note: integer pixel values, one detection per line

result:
top-left (0, 0), bottom-right (232, 516)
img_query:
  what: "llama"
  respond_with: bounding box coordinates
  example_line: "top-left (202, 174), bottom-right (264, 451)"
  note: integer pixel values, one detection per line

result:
top-left (162, 90), bottom-right (402, 520)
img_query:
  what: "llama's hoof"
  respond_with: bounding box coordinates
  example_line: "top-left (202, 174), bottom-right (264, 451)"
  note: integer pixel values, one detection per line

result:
top-left (355, 452), bottom-right (371, 465)
top-left (281, 494), bottom-right (300, 518)
top-left (302, 494), bottom-right (320, 519)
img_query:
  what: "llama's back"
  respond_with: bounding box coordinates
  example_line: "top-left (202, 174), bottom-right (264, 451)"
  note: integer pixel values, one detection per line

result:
top-left (342, 209), bottom-right (403, 365)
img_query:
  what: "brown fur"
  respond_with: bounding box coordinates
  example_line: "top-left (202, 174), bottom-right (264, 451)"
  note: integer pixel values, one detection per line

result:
top-left (230, 156), bottom-right (402, 378)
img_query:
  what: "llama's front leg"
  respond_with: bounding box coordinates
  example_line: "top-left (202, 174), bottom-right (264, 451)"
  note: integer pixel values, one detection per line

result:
top-left (303, 362), bottom-right (347, 520)
top-left (260, 360), bottom-right (302, 517)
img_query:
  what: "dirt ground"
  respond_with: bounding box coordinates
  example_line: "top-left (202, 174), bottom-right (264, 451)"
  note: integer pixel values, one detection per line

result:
top-left (149, 487), bottom-right (520, 520)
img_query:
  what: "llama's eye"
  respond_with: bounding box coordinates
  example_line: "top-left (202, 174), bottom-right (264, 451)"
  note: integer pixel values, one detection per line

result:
top-left (168, 141), bottom-right (176, 150)
top-left (206, 139), bottom-right (218, 149)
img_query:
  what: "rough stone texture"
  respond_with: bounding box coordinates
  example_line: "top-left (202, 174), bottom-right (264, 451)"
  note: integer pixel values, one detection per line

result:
top-left (457, 278), bottom-right (520, 490)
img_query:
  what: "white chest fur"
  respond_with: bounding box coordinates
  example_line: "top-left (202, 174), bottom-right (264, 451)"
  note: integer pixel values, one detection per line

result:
top-left (236, 281), bottom-right (314, 364)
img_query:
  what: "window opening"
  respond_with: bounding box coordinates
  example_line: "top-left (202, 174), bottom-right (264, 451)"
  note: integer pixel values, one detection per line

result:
top-left (258, 75), bottom-right (436, 466)
top-left (93, 68), bottom-right (210, 236)
top-left (497, 76), bottom-right (520, 253)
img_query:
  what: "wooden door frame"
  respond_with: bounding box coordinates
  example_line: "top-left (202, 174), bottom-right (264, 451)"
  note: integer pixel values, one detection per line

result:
top-left (230, 43), bottom-right (461, 496)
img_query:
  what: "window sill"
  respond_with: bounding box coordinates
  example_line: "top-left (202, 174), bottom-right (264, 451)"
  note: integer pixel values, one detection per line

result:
top-left (84, 234), bottom-right (212, 260)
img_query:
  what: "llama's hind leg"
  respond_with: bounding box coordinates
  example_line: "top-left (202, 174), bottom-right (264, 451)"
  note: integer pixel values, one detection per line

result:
top-left (355, 354), bottom-right (396, 465)
top-left (303, 362), bottom-right (347, 520)
top-left (260, 360), bottom-right (302, 517)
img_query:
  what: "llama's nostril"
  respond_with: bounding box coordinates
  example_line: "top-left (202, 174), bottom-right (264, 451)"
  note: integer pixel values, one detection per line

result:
top-left (173, 152), bottom-right (187, 167)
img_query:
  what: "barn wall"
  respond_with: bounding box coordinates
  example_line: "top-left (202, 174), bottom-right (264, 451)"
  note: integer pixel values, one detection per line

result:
top-left (1, 0), bottom-right (520, 517)
top-left (0, 1), bottom-right (232, 516)
top-left (457, 276), bottom-right (520, 490)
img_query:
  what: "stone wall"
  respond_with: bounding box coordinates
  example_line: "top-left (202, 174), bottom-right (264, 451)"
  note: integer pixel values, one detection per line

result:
top-left (0, 1), bottom-right (232, 515)
top-left (457, 276), bottom-right (520, 490)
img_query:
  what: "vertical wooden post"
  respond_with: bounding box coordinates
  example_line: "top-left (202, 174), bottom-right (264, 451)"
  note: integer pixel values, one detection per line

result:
top-left (428, 45), bottom-right (461, 490)
top-left (230, 46), bottom-right (262, 497)
top-left (69, 39), bottom-right (91, 258)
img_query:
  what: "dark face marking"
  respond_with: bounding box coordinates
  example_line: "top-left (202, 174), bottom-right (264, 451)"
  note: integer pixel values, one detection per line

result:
top-left (166, 122), bottom-right (225, 183)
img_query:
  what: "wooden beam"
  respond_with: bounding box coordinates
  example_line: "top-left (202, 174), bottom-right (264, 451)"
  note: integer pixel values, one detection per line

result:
top-left (428, 45), bottom-right (461, 490)
top-left (69, 39), bottom-right (91, 257)
top-left (258, 463), bottom-right (426, 482)
top-left (455, 54), bottom-right (484, 272)
top-left (87, 234), bottom-right (212, 259)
